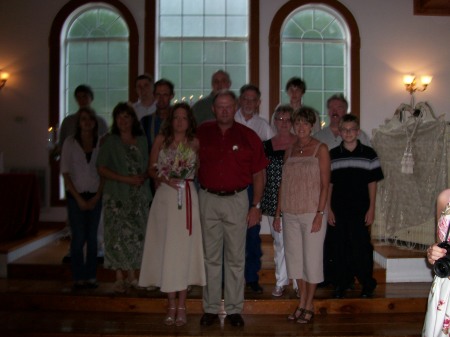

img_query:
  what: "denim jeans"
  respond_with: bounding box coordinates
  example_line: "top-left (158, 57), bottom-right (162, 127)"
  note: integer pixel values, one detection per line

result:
top-left (244, 185), bottom-right (262, 283)
top-left (67, 192), bottom-right (102, 282)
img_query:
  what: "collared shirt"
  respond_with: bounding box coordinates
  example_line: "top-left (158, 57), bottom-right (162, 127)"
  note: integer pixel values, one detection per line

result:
top-left (197, 121), bottom-right (269, 191)
top-left (330, 140), bottom-right (384, 210)
top-left (140, 112), bottom-right (165, 151)
top-left (314, 126), bottom-right (371, 150)
top-left (60, 135), bottom-right (100, 193)
top-left (234, 109), bottom-right (275, 141)
top-left (133, 100), bottom-right (157, 120)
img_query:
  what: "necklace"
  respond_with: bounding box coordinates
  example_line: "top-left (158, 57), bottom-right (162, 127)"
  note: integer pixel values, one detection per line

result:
top-left (297, 137), bottom-right (313, 154)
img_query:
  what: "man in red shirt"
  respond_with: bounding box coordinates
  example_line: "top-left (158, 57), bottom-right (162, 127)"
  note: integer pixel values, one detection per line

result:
top-left (197, 90), bottom-right (268, 327)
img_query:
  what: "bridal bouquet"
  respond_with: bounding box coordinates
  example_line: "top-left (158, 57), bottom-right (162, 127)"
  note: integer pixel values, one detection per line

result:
top-left (156, 142), bottom-right (197, 209)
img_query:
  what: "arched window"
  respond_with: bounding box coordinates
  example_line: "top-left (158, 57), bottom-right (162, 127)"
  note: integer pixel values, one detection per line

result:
top-left (269, 0), bottom-right (360, 124)
top-left (62, 5), bottom-right (129, 125)
top-left (49, 0), bottom-right (138, 205)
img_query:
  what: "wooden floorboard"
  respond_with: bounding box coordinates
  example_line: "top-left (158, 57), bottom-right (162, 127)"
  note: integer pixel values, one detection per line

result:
top-left (0, 232), bottom-right (432, 336)
top-left (0, 310), bottom-right (423, 337)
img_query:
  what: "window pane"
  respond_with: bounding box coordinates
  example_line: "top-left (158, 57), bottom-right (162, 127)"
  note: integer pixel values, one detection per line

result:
top-left (109, 42), bottom-right (128, 63)
top-left (313, 11), bottom-right (334, 32)
top-left (304, 67), bottom-right (323, 91)
top-left (160, 65), bottom-right (180, 87)
top-left (205, 0), bottom-right (225, 15)
top-left (88, 42), bottom-right (108, 63)
top-left (92, 90), bottom-right (107, 117)
top-left (227, 65), bottom-right (246, 91)
top-left (283, 20), bottom-right (304, 39)
top-left (160, 41), bottom-right (181, 64)
top-left (323, 21), bottom-right (344, 39)
top-left (160, 16), bottom-right (182, 37)
top-left (183, 16), bottom-right (204, 37)
top-left (67, 65), bottom-right (86, 87)
top-left (108, 20), bottom-right (129, 37)
top-left (282, 42), bottom-right (302, 66)
top-left (160, 0), bottom-right (182, 15)
top-left (227, 16), bottom-right (248, 37)
top-left (303, 92), bottom-right (323, 115)
top-left (324, 67), bottom-right (344, 90)
top-left (226, 42), bottom-right (246, 64)
top-left (183, 0), bottom-right (202, 15)
top-left (109, 65), bottom-right (128, 88)
top-left (325, 44), bottom-right (344, 66)
top-left (204, 42), bottom-right (225, 64)
top-left (205, 17), bottom-right (225, 37)
top-left (67, 42), bottom-right (87, 63)
top-left (227, 0), bottom-right (248, 15)
top-left (182, 66), bottom-right (202, 89)
top-left (87, 65), bottom-right (107, 87)
top-left (303, 43), bottom-right (322, 65)
top-left (182, 41), bottom-right (203, 63)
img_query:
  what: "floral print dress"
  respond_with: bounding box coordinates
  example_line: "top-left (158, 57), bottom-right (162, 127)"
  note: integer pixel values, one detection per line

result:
top-left (97, 134), bottom-right (151, 271)
top-left (423, 202), bottom-right (450, 336)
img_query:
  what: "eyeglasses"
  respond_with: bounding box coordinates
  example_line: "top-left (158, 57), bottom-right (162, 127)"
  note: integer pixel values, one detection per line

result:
top-left (275, 117), bottom-right (291, 123)
top-left (339, 127), bottom-right (359, 133)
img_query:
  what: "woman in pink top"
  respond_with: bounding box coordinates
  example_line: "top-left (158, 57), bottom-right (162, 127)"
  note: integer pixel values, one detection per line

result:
top-left (423, 189), bottom-right (450, 336)
top-left (273, 106), bottom-right (330, 324)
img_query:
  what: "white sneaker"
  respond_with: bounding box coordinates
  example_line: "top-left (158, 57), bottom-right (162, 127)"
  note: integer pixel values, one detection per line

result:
top-left (272, 286), bottom-right (285, 297)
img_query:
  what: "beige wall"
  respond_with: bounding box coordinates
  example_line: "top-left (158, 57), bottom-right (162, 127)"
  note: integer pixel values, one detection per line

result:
top-left (0, 0), bottom-right (449, 207)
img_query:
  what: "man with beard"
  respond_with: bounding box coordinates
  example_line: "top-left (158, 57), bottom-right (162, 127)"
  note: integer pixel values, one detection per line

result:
top-left (314, 93), bottom-right (371, 291)
top-left (314, 94), bottom-right (370, 150)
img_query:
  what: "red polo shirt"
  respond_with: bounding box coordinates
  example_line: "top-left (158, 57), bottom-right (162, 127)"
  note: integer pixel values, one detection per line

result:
top-left (197, 121), bottom-right (269, 191)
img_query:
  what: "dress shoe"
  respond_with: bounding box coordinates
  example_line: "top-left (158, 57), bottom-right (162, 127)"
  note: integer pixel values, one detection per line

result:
top-left (200, 313), bottom-right (219, 326)
top-left (226, 313), bottom-right (245, 327)
top-left (84, 280), bottom-right (99, 289)
top-left (246, 281), bottom-right (263, 294)
top-left (334, 286), bottom-right (346, 299)
top-left (361, 286), bottom-right (376, 298)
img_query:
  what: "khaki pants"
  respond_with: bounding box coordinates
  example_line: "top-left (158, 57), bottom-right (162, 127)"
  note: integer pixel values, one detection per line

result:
top-left (199, 189), bottom-right (248, 314)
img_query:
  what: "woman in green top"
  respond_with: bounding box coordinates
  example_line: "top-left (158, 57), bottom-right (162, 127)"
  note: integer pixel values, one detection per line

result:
top-left (97, 102), bottom-right (151, 293)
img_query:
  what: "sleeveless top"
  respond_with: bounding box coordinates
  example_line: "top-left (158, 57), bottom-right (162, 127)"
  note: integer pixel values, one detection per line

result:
top-left (281, 142), bottom-right (322, 214)
top-left (438, 202), bottom-right (450, 242)
top-left (261, 139), bottom-right (285, 216)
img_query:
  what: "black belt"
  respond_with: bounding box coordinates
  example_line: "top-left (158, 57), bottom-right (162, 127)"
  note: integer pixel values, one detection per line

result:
top-left (200, 185), bottom-right (247, 196)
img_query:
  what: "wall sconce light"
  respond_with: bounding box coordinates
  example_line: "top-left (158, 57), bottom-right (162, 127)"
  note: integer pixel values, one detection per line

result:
top-left (0, 71), bottom-right (9, 90)
top-left (403, 74), bottom-right (432, 95)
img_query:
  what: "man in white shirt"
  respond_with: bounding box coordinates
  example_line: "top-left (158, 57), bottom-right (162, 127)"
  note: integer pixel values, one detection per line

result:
top-left (133, 74), bottom-right (156, 120)
top-left (235, 84), bottom-right (274, 141)
top-left (235, 84), bottom-right (273, 294)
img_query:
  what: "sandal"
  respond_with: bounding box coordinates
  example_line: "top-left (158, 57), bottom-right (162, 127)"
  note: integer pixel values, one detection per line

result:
top-left (296, 309), bottom-right (314, 324)
top-left (113, 280), bottom-right (126, 293)
top-left (164, 307), bottom-right (176, 326)
top-left (287, 306), bottom-right (304, 321)
top-left (175, 307), bottom-right (187, 326)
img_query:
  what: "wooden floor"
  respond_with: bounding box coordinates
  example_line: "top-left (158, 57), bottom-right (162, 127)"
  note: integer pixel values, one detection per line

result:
top-left (0, 231), bottom-right (431, 337)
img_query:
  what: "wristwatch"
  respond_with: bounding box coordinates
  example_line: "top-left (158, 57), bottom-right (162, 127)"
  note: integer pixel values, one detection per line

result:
top-left (252, 202), bottom-right (261, 209)
top-left (317, 210), bottom-right (325, 215)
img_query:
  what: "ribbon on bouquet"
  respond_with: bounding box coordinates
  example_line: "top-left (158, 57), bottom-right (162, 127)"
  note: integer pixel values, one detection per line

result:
top-left (177, 179), bottom-right (194, 236)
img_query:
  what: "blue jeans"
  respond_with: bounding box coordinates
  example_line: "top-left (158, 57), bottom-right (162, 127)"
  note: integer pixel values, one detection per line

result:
top-left (67, 192), bottom-right (102, 282)
top-left (244, 185), bottom-right (262, 283)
